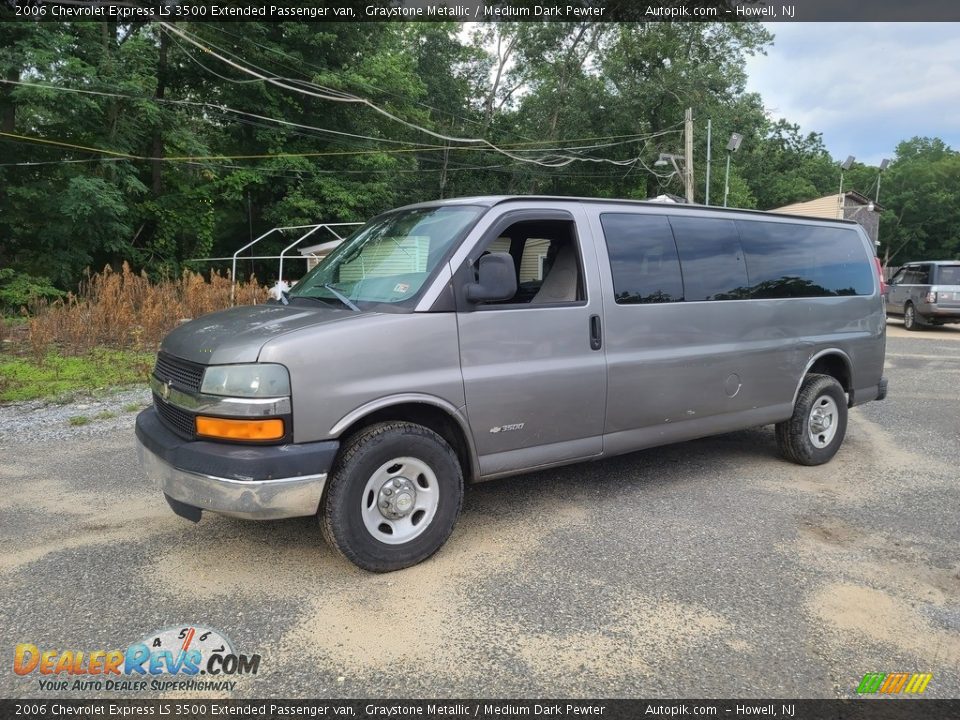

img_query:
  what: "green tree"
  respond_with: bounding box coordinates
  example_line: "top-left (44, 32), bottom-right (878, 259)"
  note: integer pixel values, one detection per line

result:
top-left (877, 137), bottom-right (960, 264)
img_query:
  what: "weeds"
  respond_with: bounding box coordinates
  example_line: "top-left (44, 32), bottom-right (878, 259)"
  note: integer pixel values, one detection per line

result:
top-left (69, 415), bottom-right (90, 426)
top-left (25, 263), bottom-right (267, 358)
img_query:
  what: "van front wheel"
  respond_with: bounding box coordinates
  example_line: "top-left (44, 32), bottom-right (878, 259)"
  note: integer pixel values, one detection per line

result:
top-left (320, 422), bottom-right (463, 572)
top-left (776, 374), bottom-right (848, 466)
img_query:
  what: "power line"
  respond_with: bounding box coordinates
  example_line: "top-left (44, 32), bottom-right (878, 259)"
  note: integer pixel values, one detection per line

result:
top-left (0, 129), bottom-right (671, 177)
top-left (0, 79), bottom-right (680, 160)
top-left (158, 23), bottom-right (658, 170)
top-left (0, 78), bottom-right (439, 150)
top-left (204, 23), bottom-right (538, 144)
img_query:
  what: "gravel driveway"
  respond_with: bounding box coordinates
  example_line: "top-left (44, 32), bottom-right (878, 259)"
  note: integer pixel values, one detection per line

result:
top-left (1, 321), bottom-right (957, 699)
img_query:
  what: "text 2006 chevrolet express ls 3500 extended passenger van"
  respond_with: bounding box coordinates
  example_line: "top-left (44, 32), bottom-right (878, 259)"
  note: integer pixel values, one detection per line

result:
top-left (136, 196), bottom-right (888, 571)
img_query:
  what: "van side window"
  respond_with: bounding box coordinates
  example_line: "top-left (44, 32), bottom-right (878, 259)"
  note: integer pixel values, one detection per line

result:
top-left (600, 214), bottom-right (684, 304)
top-left (475, 219), bottom-right (584, 305)
top-left (737, 221), bottom-right (873, 297)
top-left (669, 216), bottom-right (749, 301)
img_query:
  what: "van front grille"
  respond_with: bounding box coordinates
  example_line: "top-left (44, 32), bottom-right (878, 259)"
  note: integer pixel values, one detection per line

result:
top-left (153, 393), bottom-right (196, 439)
top-left (154, 352), bottom-right (205, 393)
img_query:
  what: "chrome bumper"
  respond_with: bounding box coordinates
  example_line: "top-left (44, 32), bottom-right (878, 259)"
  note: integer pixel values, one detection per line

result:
top-left (137, 439), bottom-right (326, 521)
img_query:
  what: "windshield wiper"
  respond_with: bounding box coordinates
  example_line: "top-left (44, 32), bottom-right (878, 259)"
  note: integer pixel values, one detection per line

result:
top-left (322, 283), bottom-right (361, 312)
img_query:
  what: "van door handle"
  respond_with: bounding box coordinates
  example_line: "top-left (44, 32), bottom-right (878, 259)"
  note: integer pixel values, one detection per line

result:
top-left (589, 314), bottom-right (602, 351)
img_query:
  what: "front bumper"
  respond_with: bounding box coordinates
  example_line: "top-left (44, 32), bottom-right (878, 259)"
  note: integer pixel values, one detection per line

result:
top-left (136, 407), bottom-right (338, 521)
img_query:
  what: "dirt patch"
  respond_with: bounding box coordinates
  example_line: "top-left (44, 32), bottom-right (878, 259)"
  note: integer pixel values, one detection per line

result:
top-left (0, 497), bottom-right (169, 573)
top-left (145, 494), bottom-right (730, 686)
top-left (799, 516), bottom-right (864, 546)
top-left (810, 582), bottom-right (960, 666)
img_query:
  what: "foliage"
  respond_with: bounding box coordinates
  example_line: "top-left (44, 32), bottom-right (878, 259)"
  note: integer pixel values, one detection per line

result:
top-left (0, 21), bottom-right (956, 289)
top-left (24, 263), bottom-right (268, 359)
top-left (874, 138), bottom-right (960, 264)
top-left (0, 268), bottom-right (65, 312)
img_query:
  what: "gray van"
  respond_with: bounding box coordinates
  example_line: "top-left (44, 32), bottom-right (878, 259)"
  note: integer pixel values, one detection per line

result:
top-left (136, 196), bottom-right (888, 571)
top-left (885, 260), bottom-right (960, 330)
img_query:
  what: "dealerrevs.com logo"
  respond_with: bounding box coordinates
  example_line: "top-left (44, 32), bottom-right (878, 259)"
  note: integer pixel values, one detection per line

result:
top-left (13, 625), bottom-right (261, 692)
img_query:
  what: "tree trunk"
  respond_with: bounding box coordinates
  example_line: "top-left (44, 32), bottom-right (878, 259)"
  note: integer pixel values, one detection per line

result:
top-left (0, 66), bottom-right (17, 134)
top-left (151, 31), bottom-right (168, 195)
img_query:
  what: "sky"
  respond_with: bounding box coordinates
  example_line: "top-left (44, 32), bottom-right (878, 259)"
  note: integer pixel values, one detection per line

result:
top-left (744, 23), bottom-right (960, 167)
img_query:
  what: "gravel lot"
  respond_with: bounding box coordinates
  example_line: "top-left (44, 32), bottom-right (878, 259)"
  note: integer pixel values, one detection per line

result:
top-left (1, 320), bottom-right (958, 699)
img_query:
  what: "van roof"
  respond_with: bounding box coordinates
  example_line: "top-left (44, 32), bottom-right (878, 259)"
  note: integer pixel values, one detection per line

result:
top-left (396, 195), bottom-right (861, 226)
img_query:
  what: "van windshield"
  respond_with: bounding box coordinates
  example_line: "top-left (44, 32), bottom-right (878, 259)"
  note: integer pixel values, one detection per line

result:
top-left (290, 206), bottom-right (482, 310)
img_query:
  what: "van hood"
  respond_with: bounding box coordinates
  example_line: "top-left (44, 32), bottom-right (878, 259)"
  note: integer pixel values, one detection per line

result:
top-left (160, 303), bottom-right (371, 365)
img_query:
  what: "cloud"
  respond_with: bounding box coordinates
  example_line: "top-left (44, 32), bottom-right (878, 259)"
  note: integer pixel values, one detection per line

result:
top-left (745, 23), bottom-right (960, 164)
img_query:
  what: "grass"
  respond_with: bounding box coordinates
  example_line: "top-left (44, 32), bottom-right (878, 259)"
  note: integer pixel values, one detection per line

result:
top-left (1, 263), bottom-right (267, 403)
top-left (0, 348), bottom-right (154, 403)
top-left (68, 415), bottom-right (90, 426)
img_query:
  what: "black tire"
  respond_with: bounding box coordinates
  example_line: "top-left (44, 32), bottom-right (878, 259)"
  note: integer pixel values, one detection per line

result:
top-left (320, 421), bottom-right (463, 572)
top-left (775, 374), bottom-right (848, 466)
top-left (903, 302), bottom-right (923, 331)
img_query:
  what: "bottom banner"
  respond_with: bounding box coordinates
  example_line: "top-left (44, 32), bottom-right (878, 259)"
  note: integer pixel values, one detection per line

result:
top-left (2, 699), bottom-right (959, 720)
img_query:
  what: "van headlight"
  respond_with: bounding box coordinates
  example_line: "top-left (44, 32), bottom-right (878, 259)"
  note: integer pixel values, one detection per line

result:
top-left (200, 364), bottom-right (291, 398)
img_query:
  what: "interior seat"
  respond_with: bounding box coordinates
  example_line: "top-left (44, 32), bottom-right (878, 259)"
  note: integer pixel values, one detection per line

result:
top-left (531, 243), bottom-right (579, 304)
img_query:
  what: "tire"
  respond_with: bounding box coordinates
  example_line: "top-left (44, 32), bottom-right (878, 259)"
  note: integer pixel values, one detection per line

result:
top-left (903, 302), bottom-right (923, 331)
top-left (775, 374), bottom-right (848, 466)
top-left (320, 421), bottom-right (463, 572)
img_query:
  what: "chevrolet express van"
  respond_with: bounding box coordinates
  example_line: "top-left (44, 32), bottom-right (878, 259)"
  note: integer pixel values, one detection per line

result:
top-left (136, 196), bottom-right (888, 571)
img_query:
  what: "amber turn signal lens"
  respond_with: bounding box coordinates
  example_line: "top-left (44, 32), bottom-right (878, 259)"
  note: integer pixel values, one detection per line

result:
top-left (195, 416), bottom-right (284, 441)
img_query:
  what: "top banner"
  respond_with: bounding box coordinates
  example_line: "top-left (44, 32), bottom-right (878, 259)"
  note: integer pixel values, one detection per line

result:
top-left (3, 0), bottom-right (960, 22)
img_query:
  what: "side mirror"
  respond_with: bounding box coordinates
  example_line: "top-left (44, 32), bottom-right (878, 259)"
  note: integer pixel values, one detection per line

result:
top-left (465, 252), bottom-right (517, 303)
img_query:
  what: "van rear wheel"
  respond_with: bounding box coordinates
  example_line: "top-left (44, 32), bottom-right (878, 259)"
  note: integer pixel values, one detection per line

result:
top-left (776, 374), bottom-right (848, 466)
top-left (320, 421), bottom-right (463, 572)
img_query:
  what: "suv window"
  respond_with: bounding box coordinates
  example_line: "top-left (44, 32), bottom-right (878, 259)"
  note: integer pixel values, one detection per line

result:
top-left (475, 219), bottom-right (583, 305)
top-left (600, 213), bottom-right (684, 304)
top-left (737, 220), bottom-right (873, 297)
top-left (907, 265), bottom-right (931, 284)
top-left (669, 216), bottom-right (749, 301)
top-left (937, 264), bottom-right (960, 285)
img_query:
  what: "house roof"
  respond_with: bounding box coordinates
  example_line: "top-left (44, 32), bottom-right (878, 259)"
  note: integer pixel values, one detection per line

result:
top-left (771, 191), bottom-right (883, 218)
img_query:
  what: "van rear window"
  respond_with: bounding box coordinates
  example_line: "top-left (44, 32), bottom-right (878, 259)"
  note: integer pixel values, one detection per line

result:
top-left (736, 221), bottom-right (874, 298)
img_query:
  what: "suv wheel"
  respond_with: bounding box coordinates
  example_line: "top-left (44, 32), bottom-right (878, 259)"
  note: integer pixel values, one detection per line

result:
top-left (320, 421), bottom-right (463, 572)
top-left (903, 302), bottom-right (923, 331)
top-left (775, 374), bottom-right (848, 466)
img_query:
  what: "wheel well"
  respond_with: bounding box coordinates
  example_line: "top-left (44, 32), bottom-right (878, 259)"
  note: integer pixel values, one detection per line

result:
top-left (338, 403), bottom-right (474, 482)
top-left (808, 354), bottom-right (852, 392)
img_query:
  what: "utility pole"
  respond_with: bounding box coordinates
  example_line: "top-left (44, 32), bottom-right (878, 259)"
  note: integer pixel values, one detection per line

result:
top-left (705, 118), bottom-right (712, 206)
top-left (684, 107), bottom-right (694, 203)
